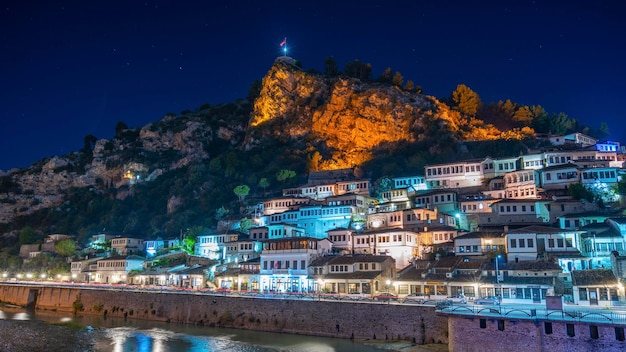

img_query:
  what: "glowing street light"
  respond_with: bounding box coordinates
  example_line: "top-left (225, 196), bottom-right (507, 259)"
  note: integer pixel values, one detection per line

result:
top-left (495, 254), bottom-right (502, 284)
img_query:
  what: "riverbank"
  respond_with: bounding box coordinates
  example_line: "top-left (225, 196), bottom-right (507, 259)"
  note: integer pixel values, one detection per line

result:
top-left (358, 339), bottom-right (448, 352)
top-left (0, 319), bottom-right (104, 352)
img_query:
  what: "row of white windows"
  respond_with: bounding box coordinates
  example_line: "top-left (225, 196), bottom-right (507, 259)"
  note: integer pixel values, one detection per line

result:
top-left (499, 205), bottom-right (536, 213)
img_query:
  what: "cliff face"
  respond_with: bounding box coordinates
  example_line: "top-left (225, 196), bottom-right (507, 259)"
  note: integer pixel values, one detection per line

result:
top-left (0, 109), bottom-right (245, 226)
top-left (247, 58), bottom-right (447, 169)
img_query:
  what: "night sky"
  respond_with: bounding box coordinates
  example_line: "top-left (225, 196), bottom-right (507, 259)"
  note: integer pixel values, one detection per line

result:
top-left (1, 1), bottom-right (625, 171)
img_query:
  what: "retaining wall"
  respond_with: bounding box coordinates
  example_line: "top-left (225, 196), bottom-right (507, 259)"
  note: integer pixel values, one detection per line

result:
top-left (0, 284), bottom-right (448, 344)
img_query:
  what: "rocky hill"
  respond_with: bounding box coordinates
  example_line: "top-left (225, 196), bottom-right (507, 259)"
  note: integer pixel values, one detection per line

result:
top-left (0, 57), bottom-right (530, 245)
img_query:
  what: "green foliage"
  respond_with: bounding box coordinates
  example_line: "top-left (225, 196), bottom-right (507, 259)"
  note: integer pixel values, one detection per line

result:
top-left (72, 300), bottom-right (84, 313)
top-left (239, 218), bottom-right (254, 232)
top-left (451, 84), bottom-right (482, 118)
top-left (233, 185), bottom-right (250, 203)
top-left (18, 226), bottom-right (38, 245)
top-left (379, 67), bottom-right (393, 83)
top-left (392, 72), bottom-right (403, 86)
top-left (372, 177), bottom-right (393, 200)
top-left (344, 59), bottom-right (372, 80)
top-left (276, 169), bottom-right (296, 184)
top-left (403, 80), bottom-right (415, 92)
top-left (54, 239), bottom-right (77, 257)
top-left (324, 56), bottom-right (338, 76)
top-left (258, 178), bottom-right (270, 194)
top-left (182, 237), bottom-right (196, 255)
top-left (215, 206), bottom-right (230, 221)
top-left (568, 183), bottom-right (595, 203)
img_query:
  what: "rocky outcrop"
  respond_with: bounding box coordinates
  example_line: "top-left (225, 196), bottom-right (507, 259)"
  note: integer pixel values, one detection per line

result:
top-left (246, 58), bottom-right (446, 169)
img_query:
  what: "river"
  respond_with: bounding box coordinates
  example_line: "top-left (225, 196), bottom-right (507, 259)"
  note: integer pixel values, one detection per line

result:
top-left (0, 306), bottom-right (388, 352)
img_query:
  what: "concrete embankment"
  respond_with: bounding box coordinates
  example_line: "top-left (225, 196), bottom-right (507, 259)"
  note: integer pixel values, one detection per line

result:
top-left (0, 284), bottom-right (449, 345)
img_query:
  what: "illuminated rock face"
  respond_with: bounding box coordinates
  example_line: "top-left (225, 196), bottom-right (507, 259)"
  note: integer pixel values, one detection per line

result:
top-left (248, 60), bottom-right (438, 170)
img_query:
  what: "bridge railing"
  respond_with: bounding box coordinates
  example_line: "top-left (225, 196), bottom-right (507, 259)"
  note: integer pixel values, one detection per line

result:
top-left (437, 304), bottom-right (626, 326)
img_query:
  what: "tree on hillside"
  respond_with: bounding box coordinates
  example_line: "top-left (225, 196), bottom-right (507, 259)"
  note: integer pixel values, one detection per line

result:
top-left (233, 185), bottom-right (250, 205)
top-left (479, 99), bottom-right (517, 130)
top-left (403, 80), bottom-right (415, 92)
top-left (215, 206), bottom-right (230, 221)
top-left (308, 151), bottom-right (323, 172)
top-left (512, 106), bottom-right (533, 126)
top-left (529, 105), bottom-right (550, 133)
top-left (239, 218), bottom-right (255, 233)
top-left (82, 134), bottom-right (98, 152)
top-left (568, 183), bottom-right (595, 203)
top-left (392, 72), bottom-right (404, 87)
top-left (451, 84), bottom-right (481, 118)
top-left (324, 56), bottom-right (338, 76)
top-left (18, 226), bottom-right (38, 245)
top-left (115, 121), bottom-right (129, 137)
top-left (344, 60), bottom-right (372, 81)
top-left (548, 112), bottom-right (577, 135)
top-left (258, 178), bottom-right (270, 195)
top-left (372, 176), bottom-right (393, 200)
top-left (276, 169), bottom-right (296, 185)
top-left (54, 239), bottom-right (77, 257)
top-left (379, 67), bottom-right (393, 83)
top-left (182, 226), bottom-right (205, 255)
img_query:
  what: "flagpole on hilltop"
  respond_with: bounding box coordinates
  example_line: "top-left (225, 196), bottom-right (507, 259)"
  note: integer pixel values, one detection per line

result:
top-left (280, 37), bottom-right (287, 56)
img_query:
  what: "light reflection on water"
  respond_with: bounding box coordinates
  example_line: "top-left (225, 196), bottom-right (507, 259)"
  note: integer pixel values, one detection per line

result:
top-left (0, 306), bottom-right (385, 352)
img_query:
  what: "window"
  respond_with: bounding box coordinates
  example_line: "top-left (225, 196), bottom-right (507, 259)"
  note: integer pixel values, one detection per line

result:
top-left (579, 288), bottom-right (588, 301)
top-left (510, 239), bottom-right (517, 248)
top-left (519, 239), bottom-right (525, 248)
top-left (480, 319), bottom-right (486, 329)
top-left (545, 322), bottom-right (553, 334)
top-left (590, 325), bottom-right (599, 339)
top-left (527, 239), bottom-right (534, 247)
top-left (567, 324), bottom-right (575, 337)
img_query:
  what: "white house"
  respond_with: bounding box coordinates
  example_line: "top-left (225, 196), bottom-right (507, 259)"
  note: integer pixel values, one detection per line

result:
top-left (259, 237), bottom-right (332, 293)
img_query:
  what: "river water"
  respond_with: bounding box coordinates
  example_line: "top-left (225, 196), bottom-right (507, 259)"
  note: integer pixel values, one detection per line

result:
top-left (0, 306), bottom-right (387, 352)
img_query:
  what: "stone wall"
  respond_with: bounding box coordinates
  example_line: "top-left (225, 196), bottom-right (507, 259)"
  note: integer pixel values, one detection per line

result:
top-left (447, 315), bottom-right (626, 352)
top-left (0, 284), bottom-right (448, 344)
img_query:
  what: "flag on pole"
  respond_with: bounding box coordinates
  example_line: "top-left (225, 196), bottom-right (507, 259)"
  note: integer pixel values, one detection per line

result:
top-left (280, 37), bottom-right (287, 47)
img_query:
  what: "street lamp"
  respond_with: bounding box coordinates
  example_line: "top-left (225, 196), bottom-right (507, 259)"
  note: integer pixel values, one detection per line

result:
top-left (495, 254), bottom-right (502, 284)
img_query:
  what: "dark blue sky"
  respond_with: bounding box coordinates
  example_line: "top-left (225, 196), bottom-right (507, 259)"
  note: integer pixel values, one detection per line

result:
top-left (1, 1), bottom-right (624, 171)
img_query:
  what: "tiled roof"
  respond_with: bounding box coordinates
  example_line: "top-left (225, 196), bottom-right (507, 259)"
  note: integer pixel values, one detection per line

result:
top-left (320, 271), bottom-right (383, 280)
top-left (571, 269), bottom-right (617, 286)
top-left (360, 227), bottom-right (411, 235)
top-left (506, 261), bottom-right (562, 271)
top-left (456, 231), bottom-right (504, 239)
top-left (309, 256), bottom-right (337, 267)
top-left (396, 266), bottom-right (429, 281)
top-left (507, 225), bottom-right (567, 234)
top-left (431, 256), bottom-right (462, 268)
top-left (327, 255), bottom-right (393, 265)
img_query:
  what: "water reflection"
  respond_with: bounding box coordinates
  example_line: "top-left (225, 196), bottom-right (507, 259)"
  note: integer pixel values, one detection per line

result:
top-left (1, 306), bottom-right (385, 352)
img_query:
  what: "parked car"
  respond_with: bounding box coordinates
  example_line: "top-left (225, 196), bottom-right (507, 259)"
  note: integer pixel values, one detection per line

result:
top-left (343, 291), bottom-right (368, 301)
top-left (402, 293), bottom-right (430, 304)
top-left (474, 296), bottom-right (500, 305)
top-left (373, 292), bottom-right (398, 301)
top-left (448, 294), bottom-right (467, 304)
